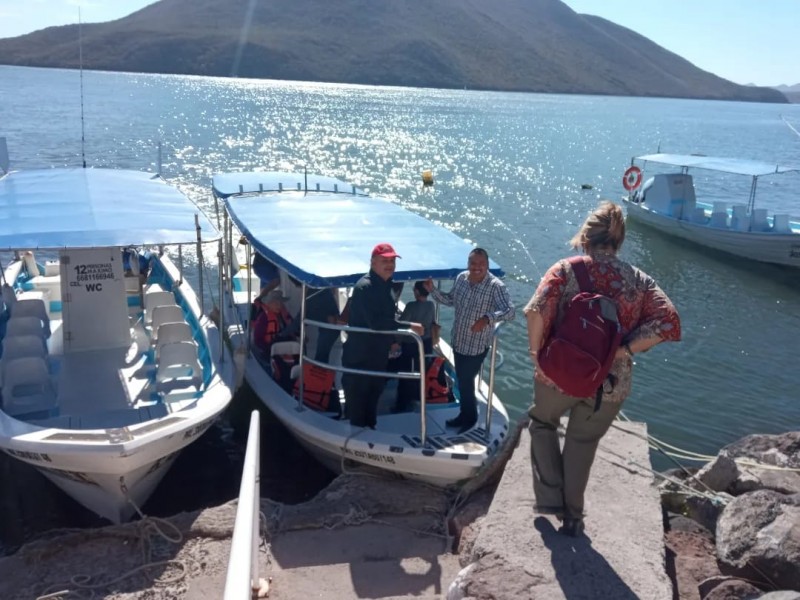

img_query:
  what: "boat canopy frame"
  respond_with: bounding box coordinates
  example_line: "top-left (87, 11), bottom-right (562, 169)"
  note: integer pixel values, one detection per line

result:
top-left (633, 153), bottom-right (800, 215)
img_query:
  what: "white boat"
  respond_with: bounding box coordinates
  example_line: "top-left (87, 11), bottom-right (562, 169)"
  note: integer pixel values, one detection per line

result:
top-left (621, 153), bottom-right (800, 267)
top-left (214, 171), bottom-right (511, 487)
top-left (0, 161), bottom-right (234, 523)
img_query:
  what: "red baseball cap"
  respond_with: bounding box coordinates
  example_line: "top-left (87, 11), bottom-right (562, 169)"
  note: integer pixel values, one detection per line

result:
top-left (372, 243), bottom-right (401, 258)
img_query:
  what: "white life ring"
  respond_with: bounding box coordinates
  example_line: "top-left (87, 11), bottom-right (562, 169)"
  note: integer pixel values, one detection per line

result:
top-left (623, 166), bottom-right (643, 191)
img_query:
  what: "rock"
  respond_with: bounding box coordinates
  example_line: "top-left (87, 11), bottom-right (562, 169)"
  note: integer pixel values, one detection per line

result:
top-left (725, 433), bottom-right (800, 496)
top-left (665, 524), bottom-right (720, 600)
top-left (685, 494), bottom-right (727, 533)
top-left (701, 578), bottom-right (762, 599)
top-left (696, 452), bottom-right (740, 493)
top-left (716, 490), bottom-right (800, 591)
top-left (698, 575), bottom-right (748, 598)
top-left (757, 592), bottom-right (800, 600)
top-left (666, 512), bottom-right (714, 537)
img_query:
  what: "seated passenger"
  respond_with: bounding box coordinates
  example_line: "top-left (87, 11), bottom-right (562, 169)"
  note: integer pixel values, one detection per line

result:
top-left (252, 289), bottom-right (294, 356)
top-left (305, 287), bottom-right (343, 364)
top-left (392, 281), bottom-right (438, 412)
top-left (252, 252), bottom-right (280, 298)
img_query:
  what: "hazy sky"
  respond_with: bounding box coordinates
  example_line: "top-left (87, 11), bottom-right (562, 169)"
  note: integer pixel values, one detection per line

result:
top-left (0, 0), bottom-right (797, 87)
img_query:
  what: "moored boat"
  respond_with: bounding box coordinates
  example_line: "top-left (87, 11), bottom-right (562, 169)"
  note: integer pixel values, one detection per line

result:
top-left (0, 155), bottom-right (234, 523)
top-left (621, 153), bottom-right (800, 267)
top-left (214, 171), bottom-right (511, 487)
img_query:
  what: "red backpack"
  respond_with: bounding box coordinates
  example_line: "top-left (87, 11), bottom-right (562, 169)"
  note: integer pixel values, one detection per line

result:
top-left (538, 257), bottom-right (623, 404)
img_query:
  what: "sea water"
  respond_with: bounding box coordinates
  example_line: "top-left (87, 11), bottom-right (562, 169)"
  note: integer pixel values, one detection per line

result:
top-left (2, 64), bottom-right (800, 491)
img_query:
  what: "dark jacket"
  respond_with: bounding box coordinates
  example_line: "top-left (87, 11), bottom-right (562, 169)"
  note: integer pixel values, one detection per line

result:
top-left (342, 270), bottom-right (404, 369)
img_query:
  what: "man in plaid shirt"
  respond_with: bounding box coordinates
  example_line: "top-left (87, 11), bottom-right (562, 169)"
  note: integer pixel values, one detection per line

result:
top-left (425, 248), bottom-right (515, 434)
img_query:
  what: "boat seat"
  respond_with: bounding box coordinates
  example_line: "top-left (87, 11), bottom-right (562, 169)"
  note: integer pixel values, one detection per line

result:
top-left (773, 214), bottom-right (791, 233)
top-left (12, 295), bottom-right (51, 333)
top-left (1, 284), bottom-right (17, 314)
top-left (150, 305), bottom-right (186, 336)
top-left (6, 316), bottom-right (48, 339)
top-left (689, 207), bottom-right (707, 224)
top-left (270, 341), bottom-right (301, 392)
top-left (0, 335), bottom-right (48, 386)
top-left (155, 322), bottom-right (194, 357)
top-left (1, 356), bottom-right (58, 419)
top-left (751, 208), bottom-right (769, 232)
top-left (144, 282), bottom-right (165, 294)
top-left (144, 290), bottom-right (177, 324)
top-left (730, 205), bottom-right (748, 231)
top-left (156, 341), bottom-right (203, 391)
top-left (44, 261), bottom-right (60, 277)
top-left (709, 212), bottom-right (728, 228)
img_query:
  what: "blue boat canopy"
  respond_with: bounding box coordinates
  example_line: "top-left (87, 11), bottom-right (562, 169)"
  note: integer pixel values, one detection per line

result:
top-left (0, 168), bottom-right (220, 250)
top-left (636, 154), bottom-right (800, 178)
top-left (216, 172), bottom-right (504, 288)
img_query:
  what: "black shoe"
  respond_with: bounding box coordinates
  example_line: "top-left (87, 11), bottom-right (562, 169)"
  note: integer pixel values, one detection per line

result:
top-left (456, 421), bottom-right (477, 434)
top-left (446, 416), bottom-right (465, 428)
top-left (560, 517), bottom-right (585, 537)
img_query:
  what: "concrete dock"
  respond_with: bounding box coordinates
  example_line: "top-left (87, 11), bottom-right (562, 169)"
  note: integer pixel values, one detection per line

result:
top-left (0, 418), bottom-right (671, 599)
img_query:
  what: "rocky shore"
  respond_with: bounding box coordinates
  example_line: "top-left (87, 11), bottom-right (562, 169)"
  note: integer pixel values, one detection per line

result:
top-left (661, 431), bottom-right (800, 599)
top-left (0, 424), bottom-right (797, 599)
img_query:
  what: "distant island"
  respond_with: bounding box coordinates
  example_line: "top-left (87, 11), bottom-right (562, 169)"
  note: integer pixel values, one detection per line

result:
top-left (0, 0), bottom-right (788, 103)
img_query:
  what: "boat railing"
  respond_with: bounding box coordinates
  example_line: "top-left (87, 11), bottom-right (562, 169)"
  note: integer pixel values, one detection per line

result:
top-left (223, 409), bottom-right (262, 600)
top-left (479, 321), bottom-right (505, 435)
top-left (299, 320), bottom-right (430, 442)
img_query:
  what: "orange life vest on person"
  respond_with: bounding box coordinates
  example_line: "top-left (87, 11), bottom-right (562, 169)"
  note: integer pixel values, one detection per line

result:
top-left (253, 302), bottom-right (292, 349)
top-left (293, 363), bottom-right (338, 413)
top-left (425, 357), bottom-right (450, 403)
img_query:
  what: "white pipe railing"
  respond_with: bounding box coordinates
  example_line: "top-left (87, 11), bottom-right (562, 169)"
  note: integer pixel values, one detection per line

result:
top-left (223, 410), bottom-right (261, 600)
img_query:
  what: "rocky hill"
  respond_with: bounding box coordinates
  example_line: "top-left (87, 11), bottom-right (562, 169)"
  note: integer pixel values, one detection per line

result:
top-left (0, 0), bottom-right (786, 103)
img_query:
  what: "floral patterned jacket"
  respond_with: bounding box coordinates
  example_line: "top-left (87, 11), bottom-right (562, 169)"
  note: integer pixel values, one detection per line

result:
top-left (524, 253), bottom-right (681, 403)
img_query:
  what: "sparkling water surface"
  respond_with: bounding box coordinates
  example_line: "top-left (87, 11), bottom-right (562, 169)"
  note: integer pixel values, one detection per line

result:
top-left (3, 65), bottom-right (800, 472)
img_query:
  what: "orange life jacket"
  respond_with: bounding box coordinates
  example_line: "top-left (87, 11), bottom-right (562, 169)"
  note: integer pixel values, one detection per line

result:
top-left (253, 302), bottom-right (292, 349)
top-left (426, 357), bottom-right (450, 403)
top-left (293, 363), bottom-right (338, 412)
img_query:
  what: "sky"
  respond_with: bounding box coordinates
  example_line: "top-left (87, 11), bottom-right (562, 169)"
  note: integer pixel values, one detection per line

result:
top-left (0, 0), bottom-right (797, 87)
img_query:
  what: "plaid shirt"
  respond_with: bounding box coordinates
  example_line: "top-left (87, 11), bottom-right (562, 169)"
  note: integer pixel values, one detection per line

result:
top-left (431, 271), bottom-right (515, 356)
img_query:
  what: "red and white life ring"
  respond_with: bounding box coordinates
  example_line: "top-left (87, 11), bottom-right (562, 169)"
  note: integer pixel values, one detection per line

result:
top-left (623, 166), bottom-right (642, 191)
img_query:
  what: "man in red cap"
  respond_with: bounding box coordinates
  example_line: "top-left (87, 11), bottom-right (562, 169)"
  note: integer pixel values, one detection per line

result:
top-left (342, 243), bottom-right (424, 429)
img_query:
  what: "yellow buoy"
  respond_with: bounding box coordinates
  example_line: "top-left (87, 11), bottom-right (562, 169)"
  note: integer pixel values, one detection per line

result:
top-left (421, 169), bottom-right (434, 186)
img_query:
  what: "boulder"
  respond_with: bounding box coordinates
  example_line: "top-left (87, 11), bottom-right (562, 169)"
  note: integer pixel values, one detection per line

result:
top-left (716, 490), bottom-right (800, 591)
top-left (700, 578), bottom-right (762, 599)
top-left (725, 433), bottom-right (800, 496)
top-left (696, 452), bottom-right (740, 494)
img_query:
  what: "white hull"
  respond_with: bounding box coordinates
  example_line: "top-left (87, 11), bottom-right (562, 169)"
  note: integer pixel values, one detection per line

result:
top-left (623, 199), bottom-right (800, 268)
top-left (0, 255), bottom-right (234, 523)
top-left (224, 291), bottom-right (510, 488)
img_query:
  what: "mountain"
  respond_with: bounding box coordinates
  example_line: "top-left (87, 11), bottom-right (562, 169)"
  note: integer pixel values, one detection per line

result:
top-left (0, 0), bottom-right (787, 103)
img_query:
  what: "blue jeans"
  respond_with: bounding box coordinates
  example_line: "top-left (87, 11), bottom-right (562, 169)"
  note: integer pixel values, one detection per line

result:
top-left (454, 349), bottom-right (488, 424)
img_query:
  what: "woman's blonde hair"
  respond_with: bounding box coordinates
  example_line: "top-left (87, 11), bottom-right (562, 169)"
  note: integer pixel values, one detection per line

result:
top-left (570, 202), bottom-right (626, 252)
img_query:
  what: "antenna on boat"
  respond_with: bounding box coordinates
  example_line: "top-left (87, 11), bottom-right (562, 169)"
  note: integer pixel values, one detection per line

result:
top-left (782, 115), bottom-right (800, 140)
top-left (78, 7), bottom-right (87, 168)
top-left (0, 137), bottom-right (9, 176)
top-left (304, 165), bottom-right (308, 194)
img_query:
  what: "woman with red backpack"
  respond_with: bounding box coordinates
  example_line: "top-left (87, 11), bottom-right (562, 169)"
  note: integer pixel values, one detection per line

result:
top-left (524, 202), bottom-right (681, 537)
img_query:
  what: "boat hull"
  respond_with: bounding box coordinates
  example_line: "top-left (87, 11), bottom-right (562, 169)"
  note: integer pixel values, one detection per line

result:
top-left (0, 255), bottom-right (234, 523)
top-left (623, 199), bottom-right (800, 268)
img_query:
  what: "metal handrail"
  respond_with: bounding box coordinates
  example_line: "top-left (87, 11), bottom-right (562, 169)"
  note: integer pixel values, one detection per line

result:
top-left (480, 321), bottom-right (505, 436)
top-left (223, 410), bottom-right (261, 600)
top-left (299, 320), bottom-right (429, 443)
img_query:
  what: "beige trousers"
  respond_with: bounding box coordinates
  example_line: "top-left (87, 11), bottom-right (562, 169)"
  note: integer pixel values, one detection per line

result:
top-left (528, 380), bottom-right (622, 519)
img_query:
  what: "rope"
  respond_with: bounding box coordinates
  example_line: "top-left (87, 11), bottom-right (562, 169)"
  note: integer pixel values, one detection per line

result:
top-left (34, 485), bottom-right (188, 600)
top-left (615, 411), bottom-right (800, 473)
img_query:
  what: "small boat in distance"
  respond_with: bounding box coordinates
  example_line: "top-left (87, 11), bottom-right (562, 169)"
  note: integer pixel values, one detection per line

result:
top-left (0, 153), bottom-right (234, 523)
top-left (621, 153), bottom-right (800, 267)
top-left (214, 171), bottom-right (511, 487)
